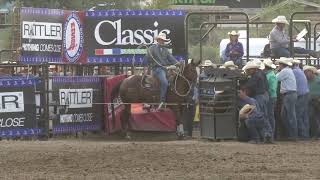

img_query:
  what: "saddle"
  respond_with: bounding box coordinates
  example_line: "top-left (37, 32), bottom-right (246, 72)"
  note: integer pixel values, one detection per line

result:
top-left (141, 72), bottom-right (175, 90)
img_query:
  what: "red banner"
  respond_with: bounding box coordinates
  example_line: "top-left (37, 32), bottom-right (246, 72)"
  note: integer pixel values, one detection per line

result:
top-left (104, 75), bottom-right (126, 134)
top-left (104, 75), bottom-right (176, 134)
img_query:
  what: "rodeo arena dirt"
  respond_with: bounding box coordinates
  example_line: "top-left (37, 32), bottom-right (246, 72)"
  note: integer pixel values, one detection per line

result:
top-left (2, 2), bottom-right (320, 180)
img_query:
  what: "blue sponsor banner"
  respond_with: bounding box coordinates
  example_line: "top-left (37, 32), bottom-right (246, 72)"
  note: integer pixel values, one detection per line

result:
top-left (53, 123), bottom-right (100, 134)
top-left (85, 10), bottom-right (186, 18)
top-left (87, 55), bottom-right (186, 64)
top-left (51, 76), bottom-right (103, 134)
top-left (85, 9), bottom-right (187, 64)
top-left (20, 8), bottom-right (187, 64)
top-left (0, 77), bottom-right (43, 138)
top-left (20, 7), bottom-right (64, 64)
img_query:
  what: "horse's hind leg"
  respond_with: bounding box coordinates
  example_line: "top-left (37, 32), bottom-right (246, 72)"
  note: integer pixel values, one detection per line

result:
top-left (120, 104), bottom-right (131, 139)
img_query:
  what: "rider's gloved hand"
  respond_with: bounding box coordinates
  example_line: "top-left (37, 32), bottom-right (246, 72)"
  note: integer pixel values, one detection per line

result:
top-left (166, 65), bottom-right (176, 70)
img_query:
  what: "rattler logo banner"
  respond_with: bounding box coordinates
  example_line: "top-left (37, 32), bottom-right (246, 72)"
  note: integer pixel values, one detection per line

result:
top-left (51, 77), bottom-right (103, 134)
top-left (0, 78), bottom-right (42, 137)
top-left (20, 7), bottom-right (64, 64)
top-left (85, 10), bottom-right (187, 64)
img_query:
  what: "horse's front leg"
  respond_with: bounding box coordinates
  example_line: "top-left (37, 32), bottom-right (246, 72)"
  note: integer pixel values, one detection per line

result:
top-left (176, 105), bottom-right (185, 139)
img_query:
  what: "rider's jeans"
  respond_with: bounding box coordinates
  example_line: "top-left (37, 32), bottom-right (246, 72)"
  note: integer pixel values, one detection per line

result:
top-left (153, 67), bottom-right (168, 102)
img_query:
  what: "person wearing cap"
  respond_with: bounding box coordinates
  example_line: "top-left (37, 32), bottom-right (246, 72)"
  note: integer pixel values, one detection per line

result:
top-left (262, 59), bottom-right (278, 137)
top-left (276, 58), bottom-right (298, 140)
top-left (144, 32), bottom-right (178, 109)
top-left (238, 84), bottom-right (266, 143)
top-left (291, 59), bottom-right (310, 139)
top-left (223, 31), bottom-right (244, 67)
top-left (243, 61), bottom-right (273, 143)
top-left (269, 16), bottom-right (320, 58)
top-left (303, 66), bottom-right (320, 138)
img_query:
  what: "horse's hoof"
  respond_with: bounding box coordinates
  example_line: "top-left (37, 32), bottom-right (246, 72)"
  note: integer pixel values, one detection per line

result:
top-left (177, 135), bottom-right (185, 140)
top-left (125, 135), bottom-right (132, 140)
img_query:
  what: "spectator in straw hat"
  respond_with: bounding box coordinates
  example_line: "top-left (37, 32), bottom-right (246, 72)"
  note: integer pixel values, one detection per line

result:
top-left (200, 60), bottom-right (217, 80)
top-left (222, 31), bottom-right (244, 67)
top-left (269, 15), bottom-right (320, 58)
top-left (303, 65), bottom-right (320, 138)
top-left (243, 61), bottom-right (273, 143)
top-left (276, 57), bottom-right (298, 140)
top-left (291, 59), bottom-right (310, 139)
top-left (262, 59), bottom-right (277, 137)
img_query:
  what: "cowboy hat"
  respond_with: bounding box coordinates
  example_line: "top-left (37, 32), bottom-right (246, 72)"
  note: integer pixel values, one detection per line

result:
top-left (239, 104), bottom-right (255, 119)
top-left (202, 60), bottom-right (217, 68)
top-left (272, 15), bottom-right (289, 25)
top-left (292, 59), bottom-right (301, 64)
top-left (251, 59), bottom-right (265, 70)
top-left (223, 61), bottom-right (238, 69)
top-left (242, 61), bottom-right (260, 71)
top-left (155, 32), bottom-right (168, 41)
top-left (228, 30), bottom-right (240, 36)
top-left (303, 65), bottom-right (317, 73)
top-left (263, 59), bottom-right (276, 69)
top-left (276, 57), bottom-right (293, 66)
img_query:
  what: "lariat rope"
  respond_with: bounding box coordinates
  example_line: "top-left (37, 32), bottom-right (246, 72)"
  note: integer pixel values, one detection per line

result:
top-left (132, 44), bottom-right (192, 97)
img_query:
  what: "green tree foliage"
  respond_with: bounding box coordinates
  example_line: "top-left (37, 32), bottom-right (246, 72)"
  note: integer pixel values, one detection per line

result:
top-left (17, 0), bottom-right (142, 10)
top-left (145, 0), bottom-right (170, 9)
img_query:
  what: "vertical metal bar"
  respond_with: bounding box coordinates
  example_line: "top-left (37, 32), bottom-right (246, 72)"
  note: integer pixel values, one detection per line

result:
top-left (289, 17), bottom-right (293, 57)
top-left (43, 64), bottom-right (49, 139)
top-left (313, 23), bottom-right (320, 51)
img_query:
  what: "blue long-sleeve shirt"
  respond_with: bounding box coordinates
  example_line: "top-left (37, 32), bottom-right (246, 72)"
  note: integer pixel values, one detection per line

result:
top-left (144, 44), bottom-right (178, 69)
top-left (292, 66), bottom-right (309, 96)
top-left (225, 42), bottom-right (244, 61)
top-left (276, 67), bottom-right (297, 94)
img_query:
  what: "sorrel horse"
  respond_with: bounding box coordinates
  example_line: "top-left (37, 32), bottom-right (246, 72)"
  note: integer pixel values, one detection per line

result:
top-left (110, 60), bottom-right (198, 139)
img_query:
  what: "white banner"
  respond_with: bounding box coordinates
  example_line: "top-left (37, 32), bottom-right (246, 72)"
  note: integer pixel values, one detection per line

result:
top-left (22, 21), bottom-right (63, 40)
top-left (0, 92), bottom-right (24, 113)
top-left (59, 89), bottom-right (93, 108)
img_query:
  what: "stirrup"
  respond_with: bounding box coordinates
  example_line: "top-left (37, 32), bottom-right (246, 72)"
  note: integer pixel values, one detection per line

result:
top-left (157, 102), bottom-right (164, 110)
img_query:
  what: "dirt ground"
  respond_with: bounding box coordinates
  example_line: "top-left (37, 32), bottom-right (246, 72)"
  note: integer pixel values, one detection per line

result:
top-left (1, 137), bottom-right (320, 180)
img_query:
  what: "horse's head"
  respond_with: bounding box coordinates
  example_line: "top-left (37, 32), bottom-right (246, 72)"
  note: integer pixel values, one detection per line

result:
top-left (182, 59), bottom-right (199, 83)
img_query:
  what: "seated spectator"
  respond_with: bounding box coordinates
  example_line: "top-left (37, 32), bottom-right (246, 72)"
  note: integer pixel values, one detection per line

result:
top-left (222, 31), bottom-right (244, 67)
top-left (269, 15), bottom-right (320, 58)
top-left (303, 65), bottom-right (320, 138)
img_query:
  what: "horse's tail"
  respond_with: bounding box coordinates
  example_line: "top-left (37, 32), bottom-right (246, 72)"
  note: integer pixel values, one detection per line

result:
top-left (110, 80), bottom-right (123, 129)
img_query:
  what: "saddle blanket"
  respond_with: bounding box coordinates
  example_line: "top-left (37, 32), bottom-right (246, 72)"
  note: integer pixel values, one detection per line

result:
top-left (129, 104), bottom-right (176, 132)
